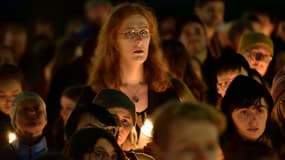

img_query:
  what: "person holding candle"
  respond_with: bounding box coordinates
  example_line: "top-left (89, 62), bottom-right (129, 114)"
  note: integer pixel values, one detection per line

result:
top-left (0, 64), bottom-right (23, 149)
top-left (1, 92), bottom-right (48, 160)
top-left (93, 88), bottom-right (154, 160)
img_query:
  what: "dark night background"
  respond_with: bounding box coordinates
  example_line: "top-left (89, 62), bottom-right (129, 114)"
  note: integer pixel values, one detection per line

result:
top-left (0, 0), bottom-right (285, 36)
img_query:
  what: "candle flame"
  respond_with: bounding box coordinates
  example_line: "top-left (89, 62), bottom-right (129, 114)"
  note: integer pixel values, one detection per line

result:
top-left (141, 119), bottom-right (153, 137)
top-left (8, 132), bottom-right (17, 143)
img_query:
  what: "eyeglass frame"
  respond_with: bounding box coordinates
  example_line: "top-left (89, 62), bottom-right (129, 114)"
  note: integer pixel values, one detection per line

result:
top-left (118, 29), bottom-right (151, 40)
top-left (243, 49), bottom-right (272, 63)
top-left (86, 146), bottom-right (118, 160)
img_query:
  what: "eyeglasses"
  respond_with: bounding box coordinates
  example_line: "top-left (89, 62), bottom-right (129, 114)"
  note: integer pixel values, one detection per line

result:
top-left (118, 29), bottom-right (150, 40)
top-left (216, 78), bottom-right (234, 91)
top-left (244, 49), bottom-right (272, 63)
top-left (87, 147), bottom-right (118, 160)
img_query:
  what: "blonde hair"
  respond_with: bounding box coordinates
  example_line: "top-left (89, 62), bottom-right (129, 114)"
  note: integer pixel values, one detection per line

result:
top-left (121, 126), bottom-right (138, 151)
top-left (153, 101), bottom-right (226, 150)
top-left (88, 2), bottom-right (171, 92)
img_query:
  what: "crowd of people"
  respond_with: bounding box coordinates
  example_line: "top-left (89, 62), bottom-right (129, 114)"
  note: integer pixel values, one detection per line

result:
top-left (0, 0), bottom-right (285, 159)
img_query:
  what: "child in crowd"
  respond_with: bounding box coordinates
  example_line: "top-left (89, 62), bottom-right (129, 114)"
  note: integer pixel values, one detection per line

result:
top-left (0, 64), bottom-right (24, 149)
top-left (220, 75), bottom-right (279, 158)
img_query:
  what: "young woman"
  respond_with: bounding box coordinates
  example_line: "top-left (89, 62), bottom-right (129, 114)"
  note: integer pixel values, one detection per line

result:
top-left (67, 127), bottom-right (125, 160)
top-left (220, 75), bottom-right (277, 159)
top-left (87, 2), bottom-right (179, 128)
top-left (94, 88), bottom-right (155, 160)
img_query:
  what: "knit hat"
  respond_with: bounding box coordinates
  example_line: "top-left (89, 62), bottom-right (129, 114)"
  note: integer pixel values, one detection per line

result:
top-left (93, 88), bottom-right (136, 124)
top-left (10, 91), bottom-right (46, 128)
top-left (237, 32), bottom-right (274, 56)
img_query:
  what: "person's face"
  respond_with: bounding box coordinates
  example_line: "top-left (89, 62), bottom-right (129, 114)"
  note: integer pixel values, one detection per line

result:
top-left (231, 100), bottom-right (268, 141)
top-left (0, 80), bottom-right (22, 115)
top-left (242, 45), bottom-right (272, 76)
top-left (4, 31), bottom-right (27, 60)
top-left (83, 138), bottom-right (118, 160)
top-left (274, 51), bottom-right (285, 73)
top-left (108, 107), bottom-right (133, 146)
top-left (179, 22), bottom-right (207, 56)
top-left (216, 70), bottom-right (247, 97)
top-left (60, 96), bottom-right (76, 126)
top-left (15, 99), bottom-right (47, 137)
top-left (196, 1), bottom-right (225, 28)
top-left (162, 120), bottom-right (220, 160)
top-left (277, 21), bottom-right (285, 42)
top-left (116, 14), bottom-right (151, 66)
top-left (159, 17), bottom-right (176, 40)
top-left (85, 4), bottom-right (111, 26)
top-left (0, 48), bottom-right (16, 65)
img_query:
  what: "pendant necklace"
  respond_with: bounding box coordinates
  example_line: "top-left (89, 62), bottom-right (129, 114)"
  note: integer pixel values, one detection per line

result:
top-left (122, 82), bottom-right (142, 103)
top-left (132, 95), bottom-right (139, 103)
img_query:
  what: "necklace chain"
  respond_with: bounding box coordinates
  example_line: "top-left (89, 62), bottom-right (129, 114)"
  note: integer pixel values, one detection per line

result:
top-left (121, 82), bottom-right (143, 103)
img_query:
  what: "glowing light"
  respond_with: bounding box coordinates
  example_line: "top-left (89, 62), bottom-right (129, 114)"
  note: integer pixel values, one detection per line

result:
top-left (8, 132), bottom-right (17, 143)
top-left (138, 119), bottom-right (153, 149)
top-left (141, 119), bottom-right (153, 138)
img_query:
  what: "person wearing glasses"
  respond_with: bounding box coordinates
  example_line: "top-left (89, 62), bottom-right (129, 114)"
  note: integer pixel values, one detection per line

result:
top-left (215, 52), bottom-right (250, 98)
top-left (67, 127), bottom-right (126, 160)
top-left (86, 2), bottom-right (179, 131)
top-left (237, 32), bottom-right (274, 77)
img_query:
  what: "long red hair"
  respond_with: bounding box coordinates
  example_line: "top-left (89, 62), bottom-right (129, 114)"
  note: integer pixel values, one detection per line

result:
top-left (88, 2), bottom-right (170, 92)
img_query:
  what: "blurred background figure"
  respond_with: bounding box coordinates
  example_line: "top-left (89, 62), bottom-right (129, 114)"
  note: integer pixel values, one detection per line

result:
top-left (0, 64), bottom-right (23, 150)
top-left (2, 24), bottom-right (28, 65)
top-left (194, 0), bottom-right (225, 57)
top-left (271, 67), bottom-right (285, 158)
top-left (75, 0), bottom-right (113, 44)
top-left (242, 9), bottom-right (275, 37)
top-left (158, 16), bottom-right (176, 41)
top-left (0, 45), bottom-right (17, 66)
top-left (226, 18), bottom-right (253, 50)
top-left (194, 0), bottom-right (225, 40)
top-left (152, 101), bottom-right (226, 160)
top-left (4, 92), bottom-right (48, 160)
top-left (162, 39), bottom-right (206, 101)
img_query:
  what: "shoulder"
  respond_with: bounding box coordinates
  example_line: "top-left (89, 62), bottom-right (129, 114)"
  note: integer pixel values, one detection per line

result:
top-left (136, 152), bottom-right (155, 160)
top-left (125, 151), bottom-right (155, 160)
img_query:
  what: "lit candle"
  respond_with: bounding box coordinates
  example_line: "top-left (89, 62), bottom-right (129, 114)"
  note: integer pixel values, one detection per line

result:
top-left (138, 119), bottom-right (153, 148)
top-left (8, 132), bottom-right (17, 143)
